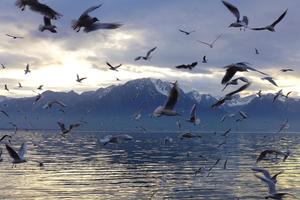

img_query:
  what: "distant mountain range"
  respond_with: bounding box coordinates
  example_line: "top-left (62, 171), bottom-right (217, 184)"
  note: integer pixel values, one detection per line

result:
top-left (0, 78), bottom-right (298, 132)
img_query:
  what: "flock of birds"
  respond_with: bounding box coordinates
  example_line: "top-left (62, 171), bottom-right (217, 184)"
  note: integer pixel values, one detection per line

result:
top-left (0, 1), bottom-right (298, 199)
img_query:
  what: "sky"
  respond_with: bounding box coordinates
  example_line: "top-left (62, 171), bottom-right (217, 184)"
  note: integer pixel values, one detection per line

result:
top-left (0, 0), bottom-right (300, 98)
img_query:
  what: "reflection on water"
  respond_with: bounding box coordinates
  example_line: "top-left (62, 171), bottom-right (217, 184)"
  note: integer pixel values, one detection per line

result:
top-left (0, 131), bottom-right (299, 200)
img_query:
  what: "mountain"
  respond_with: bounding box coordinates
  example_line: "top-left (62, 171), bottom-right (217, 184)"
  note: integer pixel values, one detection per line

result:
top-left (0, 78), bottom-right (299, 132)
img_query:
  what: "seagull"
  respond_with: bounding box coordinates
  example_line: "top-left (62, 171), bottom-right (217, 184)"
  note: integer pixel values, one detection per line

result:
top-left (280, 68), bottom-right (293, 72)
top-left (5, 34), bottom-right (24, 39)
top-left (255, 48), bottom-right (260, 55)
top-left (153, 81), bottom-right (180, 117)
top-left (256, 149), bottom-right (290, 163)
top-left (175, 62), bottom-right (197, 70)
top-left (18, 82), bottom-right (23, 88)
top-left (106, 62), bottom-right (122, 71)
top-left (72, 4), bottom-right (122, 33)
top-left (252, 167), bottom-right (283, 184)
top-left (220, 113), bottom-right (235, 122)
top-left (37, 85), bottom-right (43, 90)
top-left (202, 56), bottom-right (207, 63)
top-left (39, 16), bottom-right (57, 33)
top-left (254, 174), bottom-right (294, 200)
top-left (99, 134), bottom-right (133, 146)
top-left (261, 76), bottom-right (278, 87)
top-left (76, 74), bottom-right (87, 83)
top-left (1, 64), bottom-right (6, 69)
top-left (283, 91), bottom-right (292, 98)
top-left (135, 47), bottom-right (157, 61)
top-left (222, 77), bottom-right (249, 91)
top-left (24, 64), bottom-right (31, 74)
top-left (4, 84), bottom-right (9, 91)
top-left (212, 82), bottom-right (251, 108)
top-left (222, 1), bottom-right (249, 30)
top-left (222, 62), bottom-right (268, 84)
top-left (72, 4), bottom-right (102, 32)
top-left (197, 34), bottom-right (222, 48)
top-left (186, 104), bottom-right (200, 125)
top-left (6, 143), bottom-right (27, 167)
top-left (57, 122), bottom-right (81, 136)
top-left (0, 110), bottom-right (9, 118)
top-left (277, 119), bottom-right (289, 133)
top-left (33, 93), bottom-right (42, 104)
top-left (257, 90), bottom-right (262, 98)
top-left (179, 29), bottom-right (195, 35)
top-left (251, 9), bottom-right (288, 32)
top-left (273, 89), bottom-right (283, 103)
top-left (180, 132), bottom-right (201, 140)
top-left (43, 100), bottom-right (66, 109)
top-left (15, 0), bottom-right (62, 20)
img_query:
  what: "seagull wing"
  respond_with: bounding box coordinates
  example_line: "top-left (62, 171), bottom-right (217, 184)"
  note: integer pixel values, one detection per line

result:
top-left (251, 167), bottom-right (272, 180)
top-left (18, 143), bottom-right (27, 160)
top-left (271, 9), bottom-right (288, 27)
top-left (190, 104), bottom-right (197, 120)
top-left (6, 144), bottom-right (20, 161)
top-left (254, 174), bottom-right (277, 194)
top-left (106, 62), bottom-right (113, 68)
top-left (146, 47), bottom-right (157, 58)
top-left (222, 0), bottom-right (240, 21)
top-left (179, 29), bottom-right (188, 34)
top-left (80, 4), bottom-right (102, 19)
top-left (57, 122), bottom-right (66, 132)
top-left (83, 23), bottom-right (122, 32)
top-left (246, 66), bottom-right (269, 76)
top-left (226, 82), bottom-right (251, 97)
top-left (197, 40), bottom-right (211, 47)
top-left (175, 64), bottom-right (187, 69)
top-left (251, 27), bottom-right (267, 31)
top-left (164, 82), bottom-right (179, 110)
top-left (0, 110), bottom-right (9, 118)
top-left (211, 34), bottom-right (222, 45)
top-left (134, 56), bottom-right (142, 61)
top-left (222, 67), bottom-right (238, 84)
top-left (29, 2), bottom-right (62, 20)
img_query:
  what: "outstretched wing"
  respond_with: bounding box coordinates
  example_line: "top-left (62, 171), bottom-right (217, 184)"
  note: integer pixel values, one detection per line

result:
top-left (6, 144), bottom-right (20, 161)
top-left (146, 47), bottom-right (157, 58)
top-left (222, 0), bottom-right (240, 21)
top-left (164, 82), bottom-right (179, 110)
top-left (80, 4), bottom-right (102, 19)
top-left (83, 23), bottom-right (122, 32)
top-left (271, 9), bottom-right (288, 27)
top-left (211, 34), bottom-right (223, 45)
top-left (18, 143), bottom-right (27, 159)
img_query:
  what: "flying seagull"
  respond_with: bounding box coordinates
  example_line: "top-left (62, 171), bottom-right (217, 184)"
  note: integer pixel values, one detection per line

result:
top-left (5, 34), bottom-right (24, 39)
top-left (72, 4), bottom-right (122, 33)
top-left (220, 113), bottom-right (235, 122)
top-left (179, 29), bottom-right (195, 35)
top-left (6, 143), bottom-right (27, 167)
top-left (39, 16), bottom-right (57, 33)
top-left (221, 62), bottom-right (268, 85)
top-left (280, 68), bottom-right (293, 72)
top-left (18, 82), bottom-right (23, 88)
top-left (222, 1), bottom-right (249, 30)
top-left (252, 167), bottom-right (283, 184)
top-left (256, 149), bottom-right (290, 163)
top-left (283, 91), bottom-right (292, 98)
top-left (222, 77), bottom-right (249, 91)
top-left (186, 104), bottom-right (200, 125)
top-left (1, 64), bottom-right (5, 69)
top-left (24, 64), bottom-right (31, 74)
top-left (43, 100), bottom-right (66, 109)
top-left (254, 174), bottom-right (295, 199)
top-left (57, 122), bottom-right (81, 136)
top-left (153, 81), bottom-right (180, 117)
top-left (175, 62), bottom-right (197, 70)
top-left (197, 34), bottom-right (222, 48)
top-left (4, 84), bottom-right (9, 91)
top-left (261, 76), bottom-right (278, 87)
top-left (255, 48), bottom-right (259, 55)
top-left (135, 47), bottom-right (157, 61)
top-left (37, 85), bottom-right (43, 90)
top-left (273, 89), bottom-right (283, 103)
top-left (0, 110), bottom-right (9, 118)
top-left (76, 74), bottom-right (87, 83)
top-left (106, 62), bottom-right (122, 71)
top-left (99, 134), bottom-right (133, 146)
top-left (238, 111), bottom-right (248, 119)
top-left (202, 56), bottom-right (207, 63)
top-left (15, 0), bottom-right (62, 19)
top-left (251, 9), bottom-right (288, 32)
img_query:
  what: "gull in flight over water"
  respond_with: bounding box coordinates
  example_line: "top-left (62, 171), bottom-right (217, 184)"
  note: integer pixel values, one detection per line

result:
top-left (15, 0), bottom-right (62, 20)
top-left (39, 16), bottom-right (57, 33)
top-left (222, 1), bottom-right (249, 30)
top-left (261, 76), bottom-right (278, 87)
top-left (6, 143), bottom-right (27, 167)
top-left (256, 149), bottom-right (290, 163)
top-left (99, 134), bottom-right (133, 146)
top-left (251, 10), bottom-right (288, 32)
top-left (186, 104), bottom-right (200, 125)
top-left (252, 167), bottom-right (283, 184)
top-left (197, 34), bottom-right (222, 48)
top-left (57, 122), bottom-right (81, 136)
top-left (153, 81), bottom-right (180, 117)
top-left (135, 47), bottom-right (157, 61)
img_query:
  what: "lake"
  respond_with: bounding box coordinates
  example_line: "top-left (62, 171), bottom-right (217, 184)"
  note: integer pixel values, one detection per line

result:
top-left (0, 131), bottom-right (299, 200)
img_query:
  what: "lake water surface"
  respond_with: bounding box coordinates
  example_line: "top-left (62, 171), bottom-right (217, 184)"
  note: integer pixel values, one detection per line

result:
top-left (0, 131), bottom-right (299, 200)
